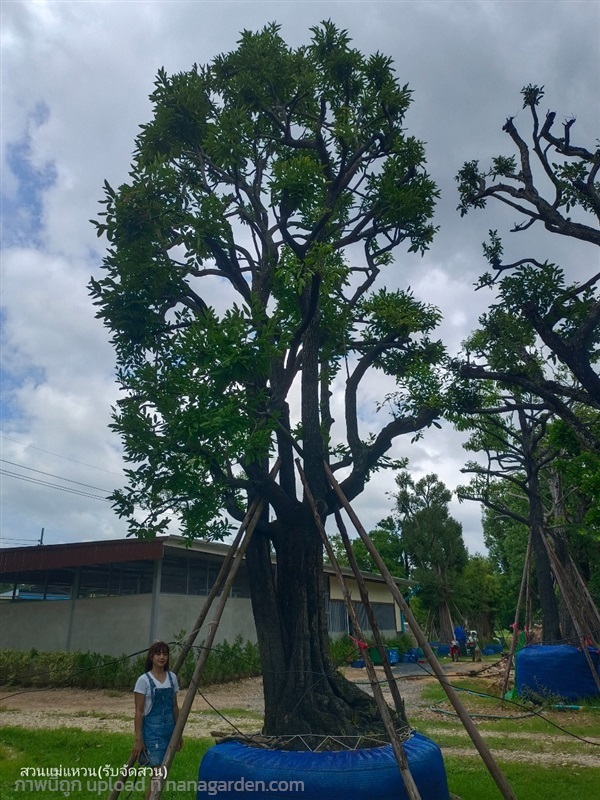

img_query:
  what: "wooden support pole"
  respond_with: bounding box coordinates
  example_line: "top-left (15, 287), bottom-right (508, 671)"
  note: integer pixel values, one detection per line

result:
top-left (540, 531), bottom-right (600, 694)
top-left (107, 751), bottom-right (137, 800)
top-left (172, 460), bottom-right (280, 674)
top-left (147, 500), bottom-right (265, 800)
top-left (323, 461), bottom-right (518, 800)
top-left (334, 509), bottom-right (407, 720)
top-left (297, 461), bottom-right (422, 800)
top-left (501, 533), bottom-right (532, 703)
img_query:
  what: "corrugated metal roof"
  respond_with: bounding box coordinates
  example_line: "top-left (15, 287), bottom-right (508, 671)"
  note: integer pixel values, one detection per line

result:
top-left (0, 538), bottom-right (164, 573)
top-left (0, 534), bottom-right (417, 587)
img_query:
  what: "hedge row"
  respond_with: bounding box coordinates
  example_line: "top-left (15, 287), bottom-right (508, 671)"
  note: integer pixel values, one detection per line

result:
top-left (0, 635), bottom-right (261, 690)
top-left (0, 633), bottom-right (413, 691)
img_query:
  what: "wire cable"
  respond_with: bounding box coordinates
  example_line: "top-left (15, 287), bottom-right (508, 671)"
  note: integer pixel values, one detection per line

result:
top-left (0, 458), bottom-right (114, 493)
top-left (0, 434), bottom-right (124, 477)
top-left (0, 468), bottom-right (111, 502)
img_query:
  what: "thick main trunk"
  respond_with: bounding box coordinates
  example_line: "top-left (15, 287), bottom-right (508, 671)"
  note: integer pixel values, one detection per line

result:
top-left (245, 512), bottom-right (405, 746)
top-left (529, 479), bottom-right (561, 643)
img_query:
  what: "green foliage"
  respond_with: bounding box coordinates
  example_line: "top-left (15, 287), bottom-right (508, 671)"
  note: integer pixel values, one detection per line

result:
top-left (0, 649), bottom-right (144, 690)
top-left (175, 636), bottom-right (261, 687)
top-left (521, 83), bottom-right (545, 108)
top-left (327, 517), bottom-right (408, 577)
top-left (89, 21), bottom-right (443, 542)
top-left (0, 638), bottom-right (261, 690)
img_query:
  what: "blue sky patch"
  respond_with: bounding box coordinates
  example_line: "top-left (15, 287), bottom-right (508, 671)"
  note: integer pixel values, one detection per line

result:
top-left (2, 102), bottom-right (57, 246)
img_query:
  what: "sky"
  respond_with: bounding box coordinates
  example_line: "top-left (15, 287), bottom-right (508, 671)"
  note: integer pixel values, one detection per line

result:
top-left (1, 0), bottom-right (598, 555)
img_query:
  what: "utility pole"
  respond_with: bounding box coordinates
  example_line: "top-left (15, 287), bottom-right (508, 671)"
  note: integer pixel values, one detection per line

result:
top-left (38, 528), bottom-right (44, 546)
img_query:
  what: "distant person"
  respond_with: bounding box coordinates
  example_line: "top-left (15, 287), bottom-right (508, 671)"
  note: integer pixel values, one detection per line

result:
top-left (450, 638), bottom-right (460, 662)
top-left (454, 625), bottom-right (467, 656)
top-left (133, 641), bottom-right (183, 799)
top-left (467, 633), bottom-right (482, 662)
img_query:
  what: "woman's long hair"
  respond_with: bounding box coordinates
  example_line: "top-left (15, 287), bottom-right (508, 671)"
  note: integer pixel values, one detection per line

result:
top-left (144, 641), bottom-right (170, 672)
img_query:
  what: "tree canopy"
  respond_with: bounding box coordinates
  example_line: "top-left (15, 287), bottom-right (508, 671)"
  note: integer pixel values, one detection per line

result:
top-left (455, 85), bottom-right (600, 453)
top-left (90, 21), bottom-right (444, 740)
top-left (90, 21), bottom-right (443, 542)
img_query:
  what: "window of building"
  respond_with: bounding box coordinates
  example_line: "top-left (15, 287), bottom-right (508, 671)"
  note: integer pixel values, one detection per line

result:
top-left (160, 550), bottom-right (251, 598)
top-left (352, 601), bottom-right (396, 634)
top-left (78, 562), bottom-right (155, 598)
top-left (326, 598), bottom-right (348, 633)
top-left (6, 568), bottom-right (75, 600)
top-left (79, 565), bottom-right (111, 598)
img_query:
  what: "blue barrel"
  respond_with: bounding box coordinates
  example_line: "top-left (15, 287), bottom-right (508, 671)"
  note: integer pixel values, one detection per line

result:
top-left (198, 733), bottom-right (450, 799)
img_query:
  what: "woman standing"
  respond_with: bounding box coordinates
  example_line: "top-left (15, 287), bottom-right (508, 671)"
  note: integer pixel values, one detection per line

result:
top-left (133, 641), bottom-right (183, 798)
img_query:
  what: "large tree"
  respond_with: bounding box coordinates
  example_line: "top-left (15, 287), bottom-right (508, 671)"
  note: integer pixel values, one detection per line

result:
top-left (456, 393), bottom-right (562, 642)
top-left (455, 85), bottom-right (600, 452)
top-left (90, 23), bottom-right (443, 741)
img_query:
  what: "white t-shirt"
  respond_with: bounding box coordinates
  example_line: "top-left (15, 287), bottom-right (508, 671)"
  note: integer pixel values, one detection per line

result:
top-left (134, 670), bottom-right (179, 716)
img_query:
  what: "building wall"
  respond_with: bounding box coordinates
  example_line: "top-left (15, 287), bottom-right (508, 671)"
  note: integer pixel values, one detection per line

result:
top-left (0, 599), bottom-right (72, 652)
top-left (69, 594), bottom-right (154, 655)
top-left (328, 576), bottom-right (397, 604)
top-left (0, 593), bottom-right (257, 656)
top-left (157, 595), bottom-right (256, 647)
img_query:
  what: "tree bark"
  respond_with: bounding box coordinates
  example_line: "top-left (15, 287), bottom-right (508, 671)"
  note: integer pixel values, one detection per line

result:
top-left (518, 410), bottom-right (561, 642)
top-left (528, 474), bottom-right (561, 642)
top-left (245, 511), bottom-right (386, 745)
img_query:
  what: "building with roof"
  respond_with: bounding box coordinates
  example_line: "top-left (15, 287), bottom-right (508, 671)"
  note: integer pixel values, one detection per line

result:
top-left (0, 536), bottom-right (415, 657)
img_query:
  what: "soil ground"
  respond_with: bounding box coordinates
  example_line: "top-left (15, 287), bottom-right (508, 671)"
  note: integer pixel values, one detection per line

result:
top-left (1, 661), bottom-right (598, 766)
top-left (0, 662), bottom-right (475, 734)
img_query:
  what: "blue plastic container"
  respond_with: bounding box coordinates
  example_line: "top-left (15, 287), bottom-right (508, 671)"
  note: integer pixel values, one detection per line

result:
top-left (516, 645), bottom-right (600, 701)
top-left (198, 732), bottom-right (450, 799)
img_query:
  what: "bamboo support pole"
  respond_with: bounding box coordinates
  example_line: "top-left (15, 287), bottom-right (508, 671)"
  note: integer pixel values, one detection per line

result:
top-left (172, 460), bottom-right (280, 674)
top-left (501, 533), bottom-right (532, 703)
top-left (566, 551), bottom-right (600, 637)
top-left (334, 509), bottom-right (407, 720)
top-left (323, 461), bottom-right (517, 800)
top-left (296, 461), bottom-right (422, 800)
top-left (107, 751), bottom-right (138, 800)
top-left (147, 500), bottom-right (265, 800)
top-left (540, 531), bottom-right (600, 694)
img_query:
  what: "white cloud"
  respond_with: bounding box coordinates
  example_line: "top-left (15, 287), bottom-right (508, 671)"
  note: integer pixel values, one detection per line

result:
top-left (1, 0), bottom-right (597, 552)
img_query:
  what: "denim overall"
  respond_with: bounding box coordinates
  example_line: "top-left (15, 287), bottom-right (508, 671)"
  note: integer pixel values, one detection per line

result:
top-left (142, 671), bottom-right (175, 767)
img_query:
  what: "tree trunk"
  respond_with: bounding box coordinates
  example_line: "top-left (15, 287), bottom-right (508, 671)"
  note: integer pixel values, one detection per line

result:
top-left (529, 478), bottom-right (562, 642)
top-left (518, 410), bottom-right (561, 643)
top-left (245, 511), bottom-right (403, 746)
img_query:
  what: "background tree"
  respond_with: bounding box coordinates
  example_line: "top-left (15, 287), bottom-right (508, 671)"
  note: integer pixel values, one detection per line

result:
top-left (456, 389), bottom-right (562, 642)
top-left (457, 554), bottom-right (502, 641)
top-left (481, 485), bottom-right (533, 630)
top-left (328, 516), bottom-right (408, 577)
top-left (456, 85), bottom-right (600, 453)
top-left (391, 472), bottom-right (468, 642)
top-left (90, 23), bottom-right (443, 741)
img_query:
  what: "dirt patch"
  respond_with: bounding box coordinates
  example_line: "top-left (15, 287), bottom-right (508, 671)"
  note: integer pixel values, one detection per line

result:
top-left (0, 662), bottom-right (491, 736)
top-left (0, 677), bottom-right (265, 740)
top-left (1, 665), bottom-right (597, 767)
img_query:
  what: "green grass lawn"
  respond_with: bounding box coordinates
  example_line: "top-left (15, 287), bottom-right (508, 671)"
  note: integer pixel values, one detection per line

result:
top-left (0, 727), bottom-right (211, 800)
top-left (1, 678), bottom-right (599, 800)
top-left (411, 676), bottom-right (600, 799)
